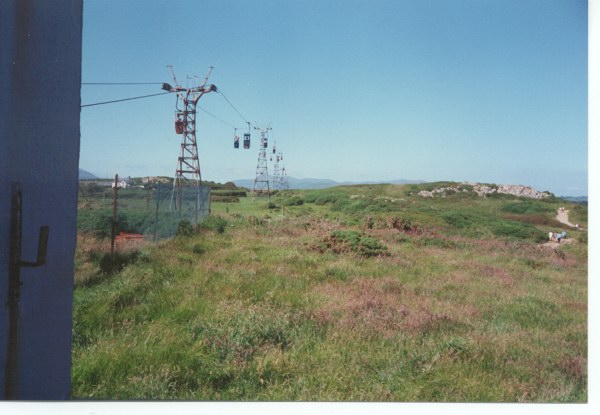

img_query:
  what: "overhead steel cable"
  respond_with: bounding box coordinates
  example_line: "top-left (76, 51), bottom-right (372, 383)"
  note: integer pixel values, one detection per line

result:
top-left (196, 106), bottom-right (238, 129)
top-left (82, 82), bottom-right (164, 85)
top-left (218, 88), bottom-right (249, 123)
top-left (81, 92), bottom-right (171, 108)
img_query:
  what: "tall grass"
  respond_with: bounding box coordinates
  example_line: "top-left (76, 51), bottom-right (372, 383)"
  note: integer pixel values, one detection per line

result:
top-left (72, 183), bottom-right (587, 401)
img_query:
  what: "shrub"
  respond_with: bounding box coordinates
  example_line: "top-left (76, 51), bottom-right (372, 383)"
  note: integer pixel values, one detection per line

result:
top-left (317, 230), bottom-right (389, 257)
top-left (98, 250), bottom-right (140, 274)
top-left (314, 192), bottom-right (346, 206)
top-left (211, 195), bottom-right (240, 203)
top-left (441, 212), bottom-right (475, 229)
top-left (303, 192), bottom-right (320, 203)
top-left (176, 219), bottom-right (194, 237)
top-left (200, 215), bottom-right (228, 234)
top-left (501, 201), bottom-right (553, 215)
top-left (93, 213), bottom-right (129, 238)
top-left (283, 196), bottom-right (304, 206)
top-left (491, 221), bottom-right (546, 242)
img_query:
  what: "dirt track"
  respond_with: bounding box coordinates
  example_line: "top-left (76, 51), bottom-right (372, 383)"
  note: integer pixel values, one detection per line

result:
top-left (540, 209), bottom-right (576, 249)
top-left (556, 209), bottom-right (575, 228)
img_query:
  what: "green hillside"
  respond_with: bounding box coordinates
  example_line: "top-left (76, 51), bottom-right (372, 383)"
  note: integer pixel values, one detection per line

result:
top-left (72, 182), bottom-right (587, 401)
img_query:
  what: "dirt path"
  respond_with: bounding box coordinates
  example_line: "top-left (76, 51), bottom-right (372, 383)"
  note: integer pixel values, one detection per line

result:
top-left (540, 209), bottom-right (576, 249)
top-left (556, 209), bottom-right (576, 228)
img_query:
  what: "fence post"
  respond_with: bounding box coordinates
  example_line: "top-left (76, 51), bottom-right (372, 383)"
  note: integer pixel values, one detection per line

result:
top-left (153, 183), bottom-right (160, 242)
top-left (111, 174), bottom-right (118, 255)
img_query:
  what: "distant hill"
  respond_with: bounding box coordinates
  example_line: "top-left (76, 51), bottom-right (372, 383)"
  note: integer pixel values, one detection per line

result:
top-left (79, 168), bottom-right (98, 180)
top-left (233, 177), bottom-right (425, 190)
top-left (559, 196), bottom-right (588, 204)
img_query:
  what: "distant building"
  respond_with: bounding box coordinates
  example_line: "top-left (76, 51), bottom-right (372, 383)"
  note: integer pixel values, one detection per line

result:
top-left (142, 176), bottom-right (171, 184)
top-left (95, 177), bottom-right (132, 189)
top-left (111, 178), bottom-right (131, 189)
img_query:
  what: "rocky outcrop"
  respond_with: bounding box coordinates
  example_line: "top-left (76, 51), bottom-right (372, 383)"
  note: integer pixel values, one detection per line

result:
top-left (418, 183), bottom-right (551, 200)
top-left (496, 184), bottom-right (551, 199)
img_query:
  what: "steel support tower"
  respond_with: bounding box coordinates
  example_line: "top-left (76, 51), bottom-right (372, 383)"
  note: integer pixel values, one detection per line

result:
top-left (253, 125), bottom-right (271, 197)
top-left (271, 146), bottom-right (289, 190)
top-left (271, 143), bottom-right (281, 190)
top-left (163, 66), bottom-right (217, 220)
top-left (279, 158), bottom-right (289, 190)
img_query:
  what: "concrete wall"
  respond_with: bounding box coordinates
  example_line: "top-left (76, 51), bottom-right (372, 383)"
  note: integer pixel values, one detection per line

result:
top-left (0, 0), bottom-right (83, 399)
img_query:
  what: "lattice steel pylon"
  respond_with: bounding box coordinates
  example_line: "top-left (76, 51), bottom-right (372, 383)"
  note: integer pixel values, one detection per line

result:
top-left (163, 66), bottom-right (217, 221)
top-left (271, 143), bottom-right (289, 190)
top-left (253, 125), bottom-right (272, 198)
top-left (279, 158), bottom-right (289, 190)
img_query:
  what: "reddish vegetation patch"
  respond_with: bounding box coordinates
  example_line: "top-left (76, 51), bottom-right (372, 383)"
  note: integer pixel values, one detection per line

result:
top-left (312, 278), bottom-right (477, 338)
top-left (479, 264), bottom-right (514, 286)
top-left (115, 232), bottom-right (146, 250)
top-left (559, 355), bottom-right (586, 383)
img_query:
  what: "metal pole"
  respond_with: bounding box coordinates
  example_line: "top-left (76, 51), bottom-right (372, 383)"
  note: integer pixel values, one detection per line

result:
top-left (111, 174), bottom-right (118, 255)
top-left (154, 183), bottom-right (160, 242)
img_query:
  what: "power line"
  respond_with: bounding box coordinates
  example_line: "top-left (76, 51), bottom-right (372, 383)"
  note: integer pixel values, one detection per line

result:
top-left (81, 92), bottom-right (171, 108)
top-left (218, 88), bottom-right (248, 123)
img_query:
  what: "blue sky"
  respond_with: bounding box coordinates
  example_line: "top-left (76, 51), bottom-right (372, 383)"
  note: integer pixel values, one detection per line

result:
top-left (80, 0), bottom-right (588, 196)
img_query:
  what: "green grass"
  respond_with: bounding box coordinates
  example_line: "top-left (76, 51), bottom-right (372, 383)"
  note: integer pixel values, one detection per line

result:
top-left (72, 182), bottom-right (587, 401)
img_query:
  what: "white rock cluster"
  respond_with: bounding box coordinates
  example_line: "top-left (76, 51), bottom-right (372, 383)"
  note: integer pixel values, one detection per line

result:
top-left (418, 183), bottom-right (551, 200)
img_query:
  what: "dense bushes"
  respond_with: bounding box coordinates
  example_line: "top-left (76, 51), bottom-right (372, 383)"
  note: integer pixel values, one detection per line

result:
top-left (442, 210), bottom-right (547, 242)
top-left (316, 230), bottom-right (389, 257)
top-left (200, 215), bottom-right (228, 234)
top-left (491, 221), bottom-right (547, 242)
top-left (501, 201), bottom-right (553, 215)
top-left (283, 196), bottom-right (304, 206)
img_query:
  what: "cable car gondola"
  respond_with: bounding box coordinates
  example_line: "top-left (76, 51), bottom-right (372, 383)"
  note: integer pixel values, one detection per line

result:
top-left (175, 117), bottom-right (185, 134)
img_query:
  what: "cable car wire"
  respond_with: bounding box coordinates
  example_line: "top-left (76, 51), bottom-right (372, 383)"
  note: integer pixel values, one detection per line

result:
top-left (196, 106), bottom-right (238, 129)
top-left (81, 92), bottom-right (171, 108)
top-left (82, 82), bottom-right (164, 85)
top-left (218, 88), bottom-right (248, 123)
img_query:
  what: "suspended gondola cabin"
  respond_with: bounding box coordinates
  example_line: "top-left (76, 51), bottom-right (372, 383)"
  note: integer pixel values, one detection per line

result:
top-left (175, 114), bottom-right (185, 134)
top-left (234, 135), bottom-right (240, 149)
top-left (243, 133), bottom-right (251, 149)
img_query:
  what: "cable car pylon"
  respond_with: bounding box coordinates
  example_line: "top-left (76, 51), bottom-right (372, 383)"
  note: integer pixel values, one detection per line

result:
top-left (253, 124), bottom-right (272, 199)
top-left (162, 65), bottom-right (217, 221)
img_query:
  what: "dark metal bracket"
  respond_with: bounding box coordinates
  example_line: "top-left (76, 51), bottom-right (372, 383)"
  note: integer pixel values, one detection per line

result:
top-left (18, 226), bottom-right (49, 268)
top-left (5, 183), bottom-right (50, 399)
top-left (9, 183), bottom-right (50, 270)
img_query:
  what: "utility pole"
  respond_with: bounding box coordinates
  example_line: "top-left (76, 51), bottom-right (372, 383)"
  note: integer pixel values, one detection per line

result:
top-left (253, 124), bottom-right (272, 199)
top-left (163, 66), bottom-right (217, 221)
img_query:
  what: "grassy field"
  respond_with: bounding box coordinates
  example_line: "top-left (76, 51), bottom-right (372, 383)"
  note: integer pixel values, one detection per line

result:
top-left (71, 182), bottom-right (587, 401)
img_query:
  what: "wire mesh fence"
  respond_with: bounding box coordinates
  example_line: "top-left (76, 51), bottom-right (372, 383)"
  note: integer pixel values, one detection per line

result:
top-left (77, 181), bottom-right (211, 245)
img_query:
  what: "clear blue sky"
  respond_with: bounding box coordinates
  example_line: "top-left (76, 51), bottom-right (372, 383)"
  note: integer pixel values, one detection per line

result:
top-left (80, 0), bottom-right (588, 196)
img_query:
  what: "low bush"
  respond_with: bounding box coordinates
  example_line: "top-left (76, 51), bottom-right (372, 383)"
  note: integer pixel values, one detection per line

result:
top-left (441, 212), bottom-right (475, 229)
top-left (97, 250), bottom-right (140, 274)
top-left (211, 195), bottom-right (240, 203)
top-left (201, 215), bottom-right (228, 234)
top-left (314, 192), bottom-right (347, 206)
top-left (501, 201), bottom-right (553, 215)
top-left (283, 196), bottom-right (304, 206)
top-left (502, 214), bottom-right (563, 228)
top-left (491, 221), bottom-right (546, 242)
top-left (177, 219), bottom-right (194, 237)
top-left (316, 230), bottom-right (389, 257)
